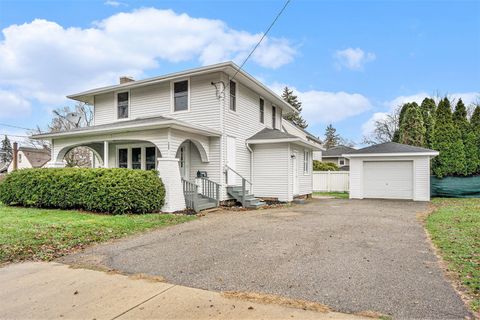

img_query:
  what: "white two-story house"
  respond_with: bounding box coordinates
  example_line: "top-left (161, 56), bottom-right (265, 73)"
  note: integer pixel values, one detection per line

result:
top-left (33, 62), bottom-right (321, 212)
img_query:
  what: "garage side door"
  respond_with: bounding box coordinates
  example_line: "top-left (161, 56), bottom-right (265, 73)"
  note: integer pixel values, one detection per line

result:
top-left (363, 161), bottom-right (413, 199)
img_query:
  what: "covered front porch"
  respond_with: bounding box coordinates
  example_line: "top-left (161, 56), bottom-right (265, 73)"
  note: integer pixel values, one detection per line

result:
top-left (32, 117), bottom-right (222, 212)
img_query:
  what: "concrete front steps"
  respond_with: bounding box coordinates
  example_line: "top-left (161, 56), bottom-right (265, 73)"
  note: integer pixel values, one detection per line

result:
top-left (227, 186), bottom-right (266, 209)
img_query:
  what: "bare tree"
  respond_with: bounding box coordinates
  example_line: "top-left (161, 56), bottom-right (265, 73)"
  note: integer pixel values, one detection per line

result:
top-left (28, 103), bottom-right (94, 167)
top-left (362, 108), bottom-right (401, 145)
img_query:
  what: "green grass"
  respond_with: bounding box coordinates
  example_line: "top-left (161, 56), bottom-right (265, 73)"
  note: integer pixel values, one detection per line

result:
top-left (313, 192), bottom-right (349, 199)
top-left (0, 204), bottom-right (196, 264)
top-left (426, 198), bottom-right (480, 312)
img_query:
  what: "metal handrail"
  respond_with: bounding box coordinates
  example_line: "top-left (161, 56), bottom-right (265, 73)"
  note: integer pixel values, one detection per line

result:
top-left (225, 165), bottom-right (252, 206)
top-left (225, 165), bottom-right (252, 186)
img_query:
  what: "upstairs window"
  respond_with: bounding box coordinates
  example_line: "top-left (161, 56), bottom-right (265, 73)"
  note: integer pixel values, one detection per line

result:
top-left (272, 106), bottom-right (276, 129)
top-left (229, 80), bottom-right (236, 111)
top-left (174, 80), bottom-right (189, 112)
top-left (117, 92), bottom-right (129, 119)
top-left (259, 98), bottom-right (264, 123)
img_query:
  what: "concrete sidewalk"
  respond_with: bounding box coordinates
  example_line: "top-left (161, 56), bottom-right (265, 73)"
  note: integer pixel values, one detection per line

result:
top-left (0, 262), bottom-right (368, 320)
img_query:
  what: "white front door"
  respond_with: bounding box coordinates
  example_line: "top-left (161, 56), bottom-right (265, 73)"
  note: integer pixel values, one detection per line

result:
top-left (178, 143), bottom-right (190, 179)
top-left (226, 136), bottom-right (236, 185)
top-left (363, 161), bottom-right (413, 199)
top-left (293, 151), bottom-right (299, 195)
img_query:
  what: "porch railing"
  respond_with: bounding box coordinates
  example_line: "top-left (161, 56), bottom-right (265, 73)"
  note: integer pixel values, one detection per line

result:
top-left (182, 178), bottom-right (198, 210)
top-left (182, 177), bottom-right (220, 211)
top-left (198, 177), bottom-right (220, 206)
top-left (225, 165), bottom-right (252, 205)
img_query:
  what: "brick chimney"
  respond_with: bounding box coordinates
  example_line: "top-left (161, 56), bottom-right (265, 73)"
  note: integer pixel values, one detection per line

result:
top-left (12, 142), bottom-right (18, 171)
top-left (119, 76), bottom-right (135, 84)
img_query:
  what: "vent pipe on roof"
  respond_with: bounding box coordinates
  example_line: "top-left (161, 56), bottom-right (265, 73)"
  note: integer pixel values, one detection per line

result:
top-left (119, 76), bottom-right (135, 84)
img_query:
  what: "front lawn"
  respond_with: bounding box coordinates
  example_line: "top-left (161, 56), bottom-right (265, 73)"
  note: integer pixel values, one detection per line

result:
top-left (313, 192), bottom-right (349, 199)
top-left (426, 198), bottom-right (480, 312)
top-left (0, 204), bottom-right (195, 264)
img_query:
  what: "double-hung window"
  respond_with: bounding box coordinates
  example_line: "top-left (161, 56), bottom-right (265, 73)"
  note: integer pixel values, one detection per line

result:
top-left (272, 106), bottom-right (276, 129)
top-left (304, 150), bottom-right (310, 174)
top-left (174, 80), bottom-right (189, 112)
top-left (117, 92), bottom-right (129, 119)
top-left (117, 146), bottom-right (157, 170)
top-left (259, 98), bottom-right (264, 123)
top-left (229, 80), bottom-right (236, 111)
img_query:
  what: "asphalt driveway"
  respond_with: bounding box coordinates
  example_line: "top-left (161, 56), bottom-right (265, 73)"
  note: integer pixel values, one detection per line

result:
top-left (61, 199), bottom-right (471, 319)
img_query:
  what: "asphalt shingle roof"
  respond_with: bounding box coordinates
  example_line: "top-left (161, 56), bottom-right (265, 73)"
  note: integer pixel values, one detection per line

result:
top-left (345, 142), bottom-right (437, 154)
top-left (248, 128), bottom-right (298, 140)
top-left (322, 145), bottom-right (356, 157)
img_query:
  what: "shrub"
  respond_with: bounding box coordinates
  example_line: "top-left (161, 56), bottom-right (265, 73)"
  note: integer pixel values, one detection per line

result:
top-left (313, 160), bottom-right (339, 171)
top-left (0, 168), bottom-right (165, 214)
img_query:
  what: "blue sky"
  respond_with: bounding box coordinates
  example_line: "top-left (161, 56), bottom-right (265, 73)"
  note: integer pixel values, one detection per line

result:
top-left (0, 0), bottom-right (479, 145)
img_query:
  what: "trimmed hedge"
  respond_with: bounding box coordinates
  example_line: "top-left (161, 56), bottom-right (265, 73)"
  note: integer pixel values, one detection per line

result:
top-left (0, 168), bottom-right (165, 214)
top-left (313, 160), bottom-right (339, 171)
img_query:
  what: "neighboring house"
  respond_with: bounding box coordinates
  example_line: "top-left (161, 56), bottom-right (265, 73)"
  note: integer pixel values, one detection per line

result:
top-left (0, 161), bottom-right (9, 174)
top-left (32, 62), bottom-right (321, 212)
top-left (282, 120), bottom-right (324, 160)
top-left (7, 147), bottom-right (51, 172)
top-left (321, 145), bottom-right (356, 170)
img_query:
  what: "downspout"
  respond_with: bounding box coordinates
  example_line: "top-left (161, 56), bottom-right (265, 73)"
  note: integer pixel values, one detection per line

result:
top-left (246, 142), bottom-right (254, 193)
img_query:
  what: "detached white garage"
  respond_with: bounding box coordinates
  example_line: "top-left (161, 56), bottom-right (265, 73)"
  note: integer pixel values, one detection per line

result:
top-left (344, 142), bottom-right (439, 201)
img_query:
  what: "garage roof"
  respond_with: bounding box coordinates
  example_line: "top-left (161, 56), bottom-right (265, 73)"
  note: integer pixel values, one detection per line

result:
top-left (343, 142), bottom-right (439, 157)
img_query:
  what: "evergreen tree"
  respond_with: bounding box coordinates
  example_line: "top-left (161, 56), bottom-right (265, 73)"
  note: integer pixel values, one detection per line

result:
top-left (471, 105), bottom-right (480, 173)
top-left (431, 98), bottom-right (466, 177)
top-left (398, 103), bottom-right (413, 128)
top-left (453, 99), bottom-right (469, 136)
top-left (453, 99), bottom-right (478, 175)
top-left (399, 104), bottom-right (426, 146)
top-left (419, 98), bottom-right (436, 148)
top-left (0, 135), bottom-right (13, 164)
top-left (281, 86), bottom-right (308, 129)
top-left (464, 131), bottom-right (480, 175)
top-left (324, 124), bottom-right (340, 149)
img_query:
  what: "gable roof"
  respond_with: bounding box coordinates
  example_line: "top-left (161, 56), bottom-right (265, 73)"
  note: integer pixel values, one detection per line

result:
top-left (322, 145), bottom-right (356, 157)
top-left (19, 147), bottom-right (51, 168)
top-left (248, 128), bottom-right (298, 140)
top-left (247, 128), bottom-right (322, 150)
top-left (67, 61), bottom-right (297, 115)
top-left (343, 142), bottom-right (439, 157)
top-left (282, 120), bottom-right (322, 145)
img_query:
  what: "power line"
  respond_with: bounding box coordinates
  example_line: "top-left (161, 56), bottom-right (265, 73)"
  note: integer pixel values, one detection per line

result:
top-left (0, 133), bottom-right (31, 138)
top-left (0, 122), bottom-right (35, 131)
top-left (220, 0), bottom-right (292, 96)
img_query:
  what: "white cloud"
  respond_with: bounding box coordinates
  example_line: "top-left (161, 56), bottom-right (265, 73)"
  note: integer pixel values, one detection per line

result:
top-left (104, 1), bottom-right (126, 7)
top-left (0, 90), bottom-right (31, 118)
top-left (334, 48), bottom-right (376, 71)
top-left (362, 91), bottom-right (480, 137)
top-left (0, 8), bottom-right (296, 107)
top-left (270, 83), bottom-right (372, 124)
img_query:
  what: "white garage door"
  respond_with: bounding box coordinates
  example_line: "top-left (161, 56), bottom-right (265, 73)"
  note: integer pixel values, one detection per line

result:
top-left (363, 161), bottom-right (413, 199)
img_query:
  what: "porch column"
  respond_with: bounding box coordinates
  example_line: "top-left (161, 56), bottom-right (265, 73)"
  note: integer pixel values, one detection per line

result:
top-left (103, 141), bottom-right (109, 168)
top-left (157, 157), bottom-right (186, 212)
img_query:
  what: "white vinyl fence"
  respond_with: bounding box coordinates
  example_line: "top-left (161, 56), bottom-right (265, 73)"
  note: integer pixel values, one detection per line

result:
top-left (313, 171), bottom-right (349, 192)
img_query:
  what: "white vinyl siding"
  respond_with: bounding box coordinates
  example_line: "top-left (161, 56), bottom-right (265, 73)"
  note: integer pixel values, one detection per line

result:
top-left (349, 155), bottom-right (433, 201)
top-left (290, 145), bottom-right (313, 197)
top-left (253, 143), bottom-right (290, 201)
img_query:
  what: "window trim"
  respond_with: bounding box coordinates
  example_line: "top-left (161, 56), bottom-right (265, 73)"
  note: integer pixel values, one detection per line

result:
top-left (303, 149), bottom-right (311, 175)
top-left (259, 97), bottom-right (265, 124)
top-left (116, 144), bottom-right (158, 170)
top-left (115, 90), bottom-right (130, 120)
top-left (229, 80), bottom-right (237, 112)
top-left (170, 78), bottom-right (191, 113)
